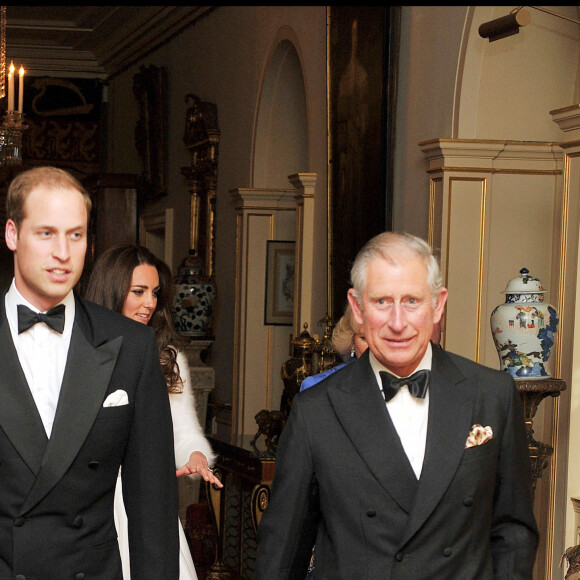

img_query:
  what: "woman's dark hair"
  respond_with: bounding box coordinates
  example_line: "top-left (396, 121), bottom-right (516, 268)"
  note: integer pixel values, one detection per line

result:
top-left (84, 244), bottom-right (187, 393)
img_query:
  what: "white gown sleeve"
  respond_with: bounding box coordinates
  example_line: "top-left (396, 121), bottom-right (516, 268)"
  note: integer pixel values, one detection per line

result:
top-left (169, 349), bottom-right (216, 471)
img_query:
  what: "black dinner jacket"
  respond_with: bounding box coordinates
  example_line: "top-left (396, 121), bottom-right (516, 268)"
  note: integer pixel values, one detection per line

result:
top-left (0, 290), bottom-right (179, 580)
top-left (255, 346), bottom-right (539, 580)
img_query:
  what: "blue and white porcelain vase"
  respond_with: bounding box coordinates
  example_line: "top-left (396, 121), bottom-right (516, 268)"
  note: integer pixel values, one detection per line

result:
top-left (490, 267), bottom-right (559, 379)
top-left (172, 250), bottom-right (217, 337)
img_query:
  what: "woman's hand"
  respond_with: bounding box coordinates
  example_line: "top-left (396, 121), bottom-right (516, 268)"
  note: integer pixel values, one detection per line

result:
top-left (176, 450), bottom-right (223, 487)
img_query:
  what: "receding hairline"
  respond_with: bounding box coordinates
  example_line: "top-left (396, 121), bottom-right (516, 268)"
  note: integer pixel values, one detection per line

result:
top-left (6, 166), bottom-right (92, 228)
top-left (350, 231), bottom-right (443, 302)
top-left (24, 183), bottom-right (90, 218)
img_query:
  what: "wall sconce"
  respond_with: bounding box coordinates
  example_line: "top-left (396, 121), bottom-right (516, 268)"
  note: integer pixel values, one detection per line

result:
top-left (479, 8), bottom-right (530, 42)
top-left (479, 6), bottom-right (580, 43)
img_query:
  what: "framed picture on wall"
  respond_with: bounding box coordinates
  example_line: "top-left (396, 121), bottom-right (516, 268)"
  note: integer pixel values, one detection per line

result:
top-left (328, 6), bottom-right (400, 322)
top-left (264, 240), bottom-right (295, 326)
top-left (133, 64), bottom-right (168, 200)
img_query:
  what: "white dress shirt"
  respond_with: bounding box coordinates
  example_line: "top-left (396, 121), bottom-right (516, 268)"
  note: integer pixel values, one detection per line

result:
top-left (370, 343), bottom-right (433, 479)
top-left (5, 280), bottom-right (75, 437)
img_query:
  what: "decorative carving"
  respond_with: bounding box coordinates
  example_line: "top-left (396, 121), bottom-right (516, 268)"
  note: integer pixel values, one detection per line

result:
top-left (30, 78), bottom-right (95, 117)
top-left (205, 435), bottom-right (274, 578)
top-left (21, 77), bottom-right (102, 173)
top-left (181, 93), bottom-right (220, 279)
top-left (249, 409), bottom-right (285, 454)
top-left (205, 466), bottom-right (232, 580)
top-left (250, 483), bottom-right (271, 533)
top-left (516, 378), bottom-right (566, 497)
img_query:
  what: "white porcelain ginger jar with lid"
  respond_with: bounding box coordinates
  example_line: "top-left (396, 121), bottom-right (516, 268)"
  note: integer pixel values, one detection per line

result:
top-left (490, 267), bottom-right (559, 379)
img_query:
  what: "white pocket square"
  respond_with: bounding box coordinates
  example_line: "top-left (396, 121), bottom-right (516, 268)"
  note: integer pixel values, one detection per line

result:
top-left (465, 424), bottom-right (493, 449)
top-left (103, 389), bottom-right (129, 407)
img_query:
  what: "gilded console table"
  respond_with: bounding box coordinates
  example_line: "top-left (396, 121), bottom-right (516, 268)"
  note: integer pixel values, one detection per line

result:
top-left (204, 434), bottom-right (274, 580)
top-left (516, 378), bottom-right (566, 497)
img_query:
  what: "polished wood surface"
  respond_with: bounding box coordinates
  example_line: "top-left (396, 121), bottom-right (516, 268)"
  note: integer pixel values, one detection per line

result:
top-left (204, 434), bottom-right (274, 580)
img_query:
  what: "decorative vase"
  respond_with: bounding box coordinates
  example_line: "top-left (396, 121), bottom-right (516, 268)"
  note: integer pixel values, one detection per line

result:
top-left (490, 267), bottom-right (559, 379)
top-left (172, 250), bottom-right (217, 337)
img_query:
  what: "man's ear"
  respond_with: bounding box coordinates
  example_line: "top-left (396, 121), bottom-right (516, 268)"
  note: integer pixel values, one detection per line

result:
top-left (5, 219), bottom-right (18, 252)
top-left (433, 288), bottom-right (448, 324)
top-left (347, 289), bottom-right (364, 327)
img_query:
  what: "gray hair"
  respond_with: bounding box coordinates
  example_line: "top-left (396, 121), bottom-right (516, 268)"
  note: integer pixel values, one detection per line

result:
top-left (350, 232), bottom-right (443, 307)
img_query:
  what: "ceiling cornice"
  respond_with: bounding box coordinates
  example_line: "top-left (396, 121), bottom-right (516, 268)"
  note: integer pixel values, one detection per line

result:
top-left (100, 6), bottom-right (216, 79)
top-left (5, 6), bottom-right (216, 79)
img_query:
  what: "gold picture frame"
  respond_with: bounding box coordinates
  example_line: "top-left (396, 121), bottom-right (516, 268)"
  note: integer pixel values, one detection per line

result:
top-left (264, 240), bottom-right (295, 326)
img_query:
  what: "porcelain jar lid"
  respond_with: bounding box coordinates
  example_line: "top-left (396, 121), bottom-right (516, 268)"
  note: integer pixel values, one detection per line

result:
top-left (502, 267), bottom-right (546, 295)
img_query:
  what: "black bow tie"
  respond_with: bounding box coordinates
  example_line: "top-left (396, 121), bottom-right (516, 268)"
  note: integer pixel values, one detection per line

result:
top-left (380, 369), bottom-right (430, 403)
top-left (17, 304), bottom-right (66, 334)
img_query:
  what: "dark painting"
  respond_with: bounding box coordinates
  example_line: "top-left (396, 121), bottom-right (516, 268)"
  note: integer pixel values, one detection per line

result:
top-left (329, 6), bottom-right (399, 321)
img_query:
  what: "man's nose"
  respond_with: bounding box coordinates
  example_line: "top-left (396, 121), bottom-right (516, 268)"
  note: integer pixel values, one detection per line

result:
top-left (51, 236), bottom-right (70, 260)
top-left (388, 303), bottom-right (407, 330)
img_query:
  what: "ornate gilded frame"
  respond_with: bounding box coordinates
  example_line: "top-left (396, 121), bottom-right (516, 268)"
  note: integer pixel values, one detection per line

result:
top-left (181, 93), bottom-right (220, 279)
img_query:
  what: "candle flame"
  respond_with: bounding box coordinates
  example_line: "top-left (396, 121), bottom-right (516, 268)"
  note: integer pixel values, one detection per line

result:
top-left (19, 66), bottom-right (24, 77)
top-left (9, 61), bottom-right (14, 74)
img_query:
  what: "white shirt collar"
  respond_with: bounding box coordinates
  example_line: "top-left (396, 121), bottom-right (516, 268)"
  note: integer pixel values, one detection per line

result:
top-left (6, 279), bottom-right (76, 336)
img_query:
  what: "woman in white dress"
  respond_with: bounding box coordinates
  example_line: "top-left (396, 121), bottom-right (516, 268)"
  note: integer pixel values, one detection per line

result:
top-left (85, 244), bottom-right (222, 580)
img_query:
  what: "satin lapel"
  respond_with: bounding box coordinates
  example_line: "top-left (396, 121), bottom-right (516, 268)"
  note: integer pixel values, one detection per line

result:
top-left (0, 304), bottom-right (48, 473)
top-left (328, 352), bottom-right (418, 514)
top-left (20, 321), bottom-right (123, 515)
top-left (400, 347), bottom-right (474, 546)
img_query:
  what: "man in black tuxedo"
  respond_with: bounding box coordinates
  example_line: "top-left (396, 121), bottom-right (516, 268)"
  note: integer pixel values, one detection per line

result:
top-left (0, 166), bottom-right (179, 578)
top-left (255, 231), bottom-right (538, 579)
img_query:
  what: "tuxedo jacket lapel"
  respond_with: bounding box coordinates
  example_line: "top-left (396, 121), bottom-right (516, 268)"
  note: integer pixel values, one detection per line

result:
top-left (328, 352), bottom-right (419, 514)
top-left (20, 305), bottom-right (124, 515)
top-left (0, 311), bottom-right (48, 474)
top-left (400, 346), bottom-right (475, 545)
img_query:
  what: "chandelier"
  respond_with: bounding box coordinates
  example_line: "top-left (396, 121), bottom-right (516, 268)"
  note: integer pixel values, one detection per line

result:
top-left (0, 6), bottom-right (26, 166)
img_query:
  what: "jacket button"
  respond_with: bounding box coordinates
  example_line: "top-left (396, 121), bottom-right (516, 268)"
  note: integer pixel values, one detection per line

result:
top-left (366, 509), bottom-right (376, 517)
top-left (74, 516), bottom-right (84, 528)
top-left (88, 460), bottom-right (100, 469)
top-left (14, 517), bottom-right (25, 527)
top-left (443, 547), bottom-right (453, 557)
top-left (76, 574), bottom-right (85, 580)
top-left (395, 552), bottom-right (404, 562)
top-left (463, 496), bottom-right (474, 506)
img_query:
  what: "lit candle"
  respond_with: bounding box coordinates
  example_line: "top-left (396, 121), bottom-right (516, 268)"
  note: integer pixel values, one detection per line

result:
top-left (8, 61), bottom-right (14, 112)
top-left (18, 66), bottom-right (24, 114)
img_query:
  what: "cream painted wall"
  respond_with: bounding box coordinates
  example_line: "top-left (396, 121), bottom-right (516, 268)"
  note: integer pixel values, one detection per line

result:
top-left (393, 6), bottom-right (465, 238)
top-left (105, 7), bottom-right (328, 429)
top-left (394, 6), bottom-right (580, 579)
top-left (102, 5), bottom-right (580, 578)
top-left (473, 7), bottom-right (579, 140)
